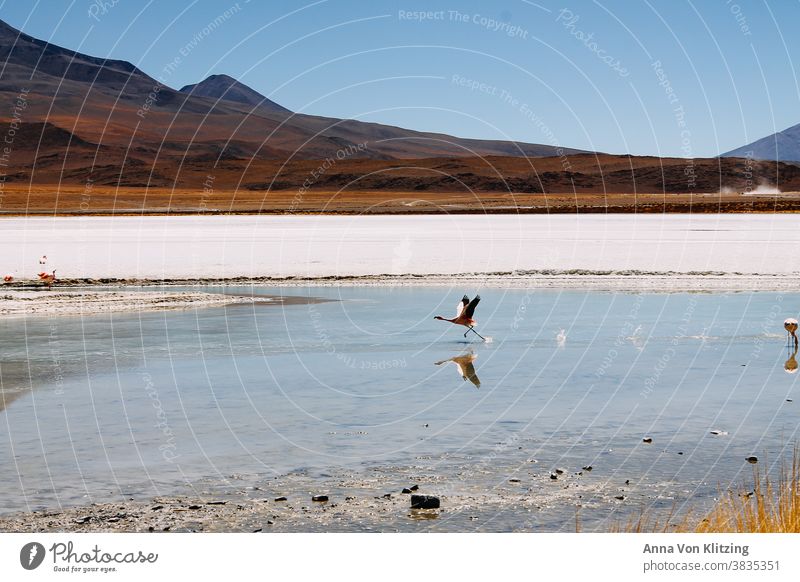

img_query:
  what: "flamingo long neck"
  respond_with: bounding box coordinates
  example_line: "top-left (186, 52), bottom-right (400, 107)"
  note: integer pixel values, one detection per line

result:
top-left (435, 316), bottom-right (456, 323)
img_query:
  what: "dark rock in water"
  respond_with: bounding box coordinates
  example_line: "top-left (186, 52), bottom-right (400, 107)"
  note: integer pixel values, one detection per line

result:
top-left (615, 495), bottom-right (625, 500)
top-left (409, 484), bottom-right (419, 491)
top-left (582, 465), bottom-right (593, 471)
top-left (253, 528), bottom-right (262, 533)
top-left (312, 495), bottom-right (329, 502)
top-left (206, 500), bottom-right (226, 505)
top-left (677, 452), bottom-right (684, 455)
top-left (382, 493), bottom-right (392, 499)
top-left (150, 505), bottom-right (164, 511)
top-left (401, 488), bottom-right (413, 494)
top-left (746, 456), bottom-right (758, 464)
top-left (509, 478), bottom-right (521, 483)
top-left (550, 473), bottom-right (558, 480)
top-left (410, 495), bottom-right (440, 509)
top-left (148, 526), bottom-right (154, 532)
top-left (188, 504), bottom-right (202, 510)
top-left (74, 516), bottom-right (92, 524)
top-left (274, 496), bottom-right (287, 502)
top-left (642, 437), bottom-right (653, 443)
top-left (625, 479), bottom-right (630, 485)
top-left (787, 399), bottom-right (793, 403)
top-left (554, 468), bottom-right (565, 474)
top-left (345, 496), bottom-right (355, 501)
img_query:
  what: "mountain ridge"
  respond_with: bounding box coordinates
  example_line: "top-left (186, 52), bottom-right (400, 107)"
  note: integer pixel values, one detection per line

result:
top-left (722, 123), bottom-right (800, 162)
top-left (0, 17), bottom-right (588, 165)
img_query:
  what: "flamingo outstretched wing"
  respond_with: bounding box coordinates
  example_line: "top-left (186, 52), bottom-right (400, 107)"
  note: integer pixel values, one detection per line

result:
top-left (455, 295), bottom-right (469, 318)
top-left (464, 295), bottom-right (481, 318)
top-left (461, 359), bottom-right (481, 388)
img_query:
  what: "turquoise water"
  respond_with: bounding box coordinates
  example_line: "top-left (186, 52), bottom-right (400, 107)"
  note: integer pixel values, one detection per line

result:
top-left (1, 287), bottom-right (798, 527)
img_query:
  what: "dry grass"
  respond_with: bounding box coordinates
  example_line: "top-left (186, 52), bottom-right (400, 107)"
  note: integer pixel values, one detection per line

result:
top-left (613, 450), bottom-right (800, 533)
top-left (695, 453), bottom-right (800, 533)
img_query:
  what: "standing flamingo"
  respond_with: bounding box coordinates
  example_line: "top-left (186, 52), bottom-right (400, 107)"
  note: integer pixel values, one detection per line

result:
top-left (785, 318), bottom-right (798, 348)
top-left (434, 295), bottom-right (485, 340)
top-left (37, 270), bottom-right (56, 289)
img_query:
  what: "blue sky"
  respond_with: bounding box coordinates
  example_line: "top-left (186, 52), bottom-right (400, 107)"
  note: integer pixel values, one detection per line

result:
top-left (2, 0), bottom-right (798, 157)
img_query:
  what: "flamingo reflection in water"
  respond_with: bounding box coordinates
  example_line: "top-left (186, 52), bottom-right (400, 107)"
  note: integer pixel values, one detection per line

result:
top-left (785, 346), bottom-right (798, 374)
top-left (435, 351), bottom-right (481, 388)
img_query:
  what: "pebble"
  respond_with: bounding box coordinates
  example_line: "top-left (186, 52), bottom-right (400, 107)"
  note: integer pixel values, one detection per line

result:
top-left (509, 478), bottom-right (521, 483)
top-left (188, 505), bottom-right (202, 510)
top-left (615, 495), bottom-right (625, 500)
top-left (409, 485), bottom-right (419, 491)
top-left (550, 473), bottom-right (558, 480)
top-left (74, 516), bottom-right (91, 524)
top-left (582, 465), bottom-right (593, 471)
top-left (410, 495), bottom-right (440, 509)
top-left (150, 505), bottom-right (164, 511)
top-left (274, 497), bottom-right (287, 502)
top-left (401, 488), bottom-right (413, 494)
top-left (382, 493), bottom-right (392, 499)
top-left (206, 501), bottom-right (227, 505)
top-left (746, 456), bottom-right (758, 464)
top-left (312, 495), bottom-right (329, 502)
top-left (554, 468), bottom-right (565, 475)
top-left (642, 437), bottom-right (653, 444)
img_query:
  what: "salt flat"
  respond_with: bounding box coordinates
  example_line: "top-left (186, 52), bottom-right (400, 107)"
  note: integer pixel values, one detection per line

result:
top-left (0, 214), bottom-right (798, 282)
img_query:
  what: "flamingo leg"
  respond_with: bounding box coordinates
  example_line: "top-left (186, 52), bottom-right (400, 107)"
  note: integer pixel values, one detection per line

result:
top-left (467, 327), bottom-right (486, 341)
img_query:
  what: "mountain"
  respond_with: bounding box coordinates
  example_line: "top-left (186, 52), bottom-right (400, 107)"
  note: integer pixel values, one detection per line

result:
top-left (722, 123), bottom-right (800, 162)
top-left (179, 74), bottom-right (291, 115)
top-left (0, 16), bottom-right (589, 188)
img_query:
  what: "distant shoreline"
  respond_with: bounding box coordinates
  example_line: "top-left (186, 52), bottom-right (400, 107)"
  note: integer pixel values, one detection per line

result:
top-left (3, 183), bottom-right (800, 216)
top-left (4, 270), bottom-right (800, 296)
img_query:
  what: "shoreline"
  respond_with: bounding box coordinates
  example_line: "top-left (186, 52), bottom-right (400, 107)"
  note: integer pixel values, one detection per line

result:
top-left (0, 465), bottom-right (664, 533)
top-left (0, 288), bottom-right (333, 317)
top-left (7, 270), bottom-right (800, 290)
top-left (3, 270), bottom-right (798, 317)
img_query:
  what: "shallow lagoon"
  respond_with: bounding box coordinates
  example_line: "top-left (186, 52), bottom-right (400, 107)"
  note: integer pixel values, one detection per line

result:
top-left (1, 287), bottom-right (798, 530)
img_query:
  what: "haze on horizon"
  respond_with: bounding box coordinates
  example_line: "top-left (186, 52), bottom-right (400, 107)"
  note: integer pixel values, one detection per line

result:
top-left (1, 0), bottom-right (797, 158)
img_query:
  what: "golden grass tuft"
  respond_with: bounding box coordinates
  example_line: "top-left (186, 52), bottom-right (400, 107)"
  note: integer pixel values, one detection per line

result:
top-left (612, 448), bottom-right (800, 533)
top-left (695, 452), bottom-right (800, 533)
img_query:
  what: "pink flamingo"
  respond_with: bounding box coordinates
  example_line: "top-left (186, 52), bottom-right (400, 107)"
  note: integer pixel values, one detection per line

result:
top-left (434, 295), bottom-right (485, 340)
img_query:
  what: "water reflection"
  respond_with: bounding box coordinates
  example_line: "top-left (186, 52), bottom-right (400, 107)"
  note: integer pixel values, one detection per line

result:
top-left (785, 346), bottom-right (798, 374)
top-left (434, 351), bottom-right (481, 388)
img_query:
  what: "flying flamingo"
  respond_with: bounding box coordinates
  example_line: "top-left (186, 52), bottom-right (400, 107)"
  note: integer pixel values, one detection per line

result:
top-left (37, 270), bottom-right (56, 289)
top-left (434, 294), bottom-right (485, 340)
top-left (785, 318), bottom-right (798, 348)
top-left (435, 351), bottom-right (481, 388)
